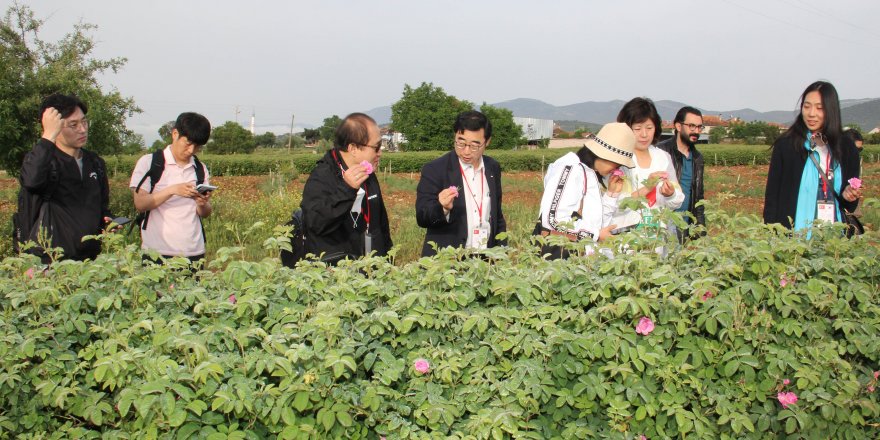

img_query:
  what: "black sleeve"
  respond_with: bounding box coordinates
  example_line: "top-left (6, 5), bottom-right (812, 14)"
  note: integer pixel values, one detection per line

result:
top-left (693, 159), bottom-right (706, 228)
top-left (493, 162), bottom-right (508, 245)
top-left (301, 165), bottom-right (358, 236)
top-left (415, 162), bottom-right (452, 228)
top-left (19, 139), bottom-right (57, 194)
top-left (763, 140), bottom-right (785, 225)
top-left (98, 156), bottom-right (112, 219)
top-left (839, 138), bottom-right (860, 213)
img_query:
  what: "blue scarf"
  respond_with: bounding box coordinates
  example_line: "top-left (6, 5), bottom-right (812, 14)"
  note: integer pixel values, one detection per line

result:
top-left (794, 133), bottom-right (841, 234)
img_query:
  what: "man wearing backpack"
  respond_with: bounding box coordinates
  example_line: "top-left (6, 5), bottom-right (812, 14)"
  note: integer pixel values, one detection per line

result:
top-left (130, 113), bottom-right (213, 264)
top-left (14, 93), bottom-right (113, 263)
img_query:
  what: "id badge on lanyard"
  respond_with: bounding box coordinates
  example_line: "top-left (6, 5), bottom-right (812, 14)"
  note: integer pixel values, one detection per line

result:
top-left (472, 224), bottom-right (489, 249)
top-left (817, 201), bottom-right (835, 223)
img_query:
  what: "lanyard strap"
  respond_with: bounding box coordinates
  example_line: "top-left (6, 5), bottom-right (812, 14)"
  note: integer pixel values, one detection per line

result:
top-left (459, 164), bottom-right (484, 222)
top-left (808, 150), bottom-right (833, 201)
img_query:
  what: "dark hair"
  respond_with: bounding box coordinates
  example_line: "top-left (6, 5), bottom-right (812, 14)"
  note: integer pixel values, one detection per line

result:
top-left (843, 128), bottom-right (863, 143)
top-left (616, 97), bottom-right (662, 143)
top-left (453, 110), bottom-right (492, 141)
top-left (783, 81), bottom-right (843, 162)
top-left (174, 112), bottom-right (211, 145)
top-left (39, 93), bottom-right (87, 120)
top-left (673, 106), bottom-right (703, 133)
top-left (575, 146), bottom-right (607, 188)
top-left (334, 113), bottom-right (376, 152)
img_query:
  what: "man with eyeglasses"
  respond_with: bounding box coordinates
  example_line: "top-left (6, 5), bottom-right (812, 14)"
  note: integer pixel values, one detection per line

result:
top-left (14, 93), bottom-right (114, 263)
top-left (300, 112), bottom-right (392, 264)
top-left (130, 112), bottom-right (213, 265)
top-left (657, 106), bottom-right (706, 240)
top-left (416, 110), bottom-right (507, 257)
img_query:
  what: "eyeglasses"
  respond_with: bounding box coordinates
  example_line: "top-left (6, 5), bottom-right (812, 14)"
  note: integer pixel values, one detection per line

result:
top-left (66, 118), bottom-right (89, 131)
top-left (454, 139), bottom-right (484, 152)
top-left (680, 123), bottom-right (704, 131)
top-left (359, 142), bottom-right (382, 153)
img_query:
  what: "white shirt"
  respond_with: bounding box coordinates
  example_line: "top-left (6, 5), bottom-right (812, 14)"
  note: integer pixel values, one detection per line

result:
top-left (610, 146), bottom-right (684, 228)
top-left (129, 146), bottom-right (209, 256)
top-left (458, 158), bottom-right (491, 248)
top-left (539, 152), bottom-right (618, 242)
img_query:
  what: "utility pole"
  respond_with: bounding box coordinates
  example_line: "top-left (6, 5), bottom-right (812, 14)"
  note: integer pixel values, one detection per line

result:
top-left (234, 105), bottom-right (241, 124)
top-left (287, 113), bottom-right (295, 153)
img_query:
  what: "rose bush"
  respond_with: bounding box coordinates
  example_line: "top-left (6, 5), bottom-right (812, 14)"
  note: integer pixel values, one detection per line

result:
top-left (0, 206), bottom-right (878, 438)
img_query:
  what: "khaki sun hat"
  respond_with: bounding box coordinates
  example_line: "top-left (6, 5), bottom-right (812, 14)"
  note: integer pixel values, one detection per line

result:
top-left (584, 122), bottom-right (636, 168)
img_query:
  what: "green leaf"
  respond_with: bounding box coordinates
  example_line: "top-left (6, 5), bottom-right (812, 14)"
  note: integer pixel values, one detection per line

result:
top-left (168, 408), bottom-right (187, 427)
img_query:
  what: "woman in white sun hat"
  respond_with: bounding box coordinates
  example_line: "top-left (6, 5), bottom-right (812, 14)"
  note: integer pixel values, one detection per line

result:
top-left (535, 122), bottom-right (635, 259)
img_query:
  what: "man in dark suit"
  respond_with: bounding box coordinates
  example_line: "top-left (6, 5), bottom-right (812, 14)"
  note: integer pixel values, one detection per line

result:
top-left (415, 110), bottom-right (507, 257)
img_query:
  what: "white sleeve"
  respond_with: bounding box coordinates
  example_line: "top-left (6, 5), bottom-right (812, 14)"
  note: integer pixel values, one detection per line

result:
top-left (540, 164), bottom-right (594, 240)
top-left (129, 155), bottom-right (152, 189)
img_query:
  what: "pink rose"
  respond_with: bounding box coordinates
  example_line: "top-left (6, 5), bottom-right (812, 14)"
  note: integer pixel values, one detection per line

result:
top-left (635, 317), bottom-right (655, 336)
top-left (701, 291), bottom-right (713, 301)
top-left (780, 275), bottom-right (792, 288)
top-left (448, 185), bottom-right (459, 198)
top-left (777, 391), bottom-right (798, 409)
top-left (783, 379), bottom-right (790, 386)
top-left (25, 268), bottom-right (35, 279)
top-left (638, 435), bottom-right (647, 440)
top-left (611, 169), bottom-right (625, 177)
top-left (170, 283), bottom-right (175, 290)
top-left (869, 385), bottom-right (876, 393)
top-left (848, 177), bottom-right (862, 190)
top-left (874, 371), bottom-right (879, 380)
top-left (360, 160), bottom-right (374, 175)
top-left (228, 294), bottom-right (237, 304)
top-left (413, 358), bottom-right (430, 374)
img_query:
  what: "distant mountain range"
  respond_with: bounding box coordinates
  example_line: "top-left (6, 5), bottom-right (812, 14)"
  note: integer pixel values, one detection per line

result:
top-left (366, 98), bottom-right (880, 132)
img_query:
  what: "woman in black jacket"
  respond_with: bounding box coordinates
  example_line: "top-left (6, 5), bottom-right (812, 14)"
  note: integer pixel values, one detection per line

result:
top-left (763, 81), bottom-right (862, 233)
top-left (300, 113), bottom-right (392, 264)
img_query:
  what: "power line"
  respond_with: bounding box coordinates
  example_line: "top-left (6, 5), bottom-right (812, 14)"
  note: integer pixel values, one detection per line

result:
top-left (719, 0), bottom-right (880, 50)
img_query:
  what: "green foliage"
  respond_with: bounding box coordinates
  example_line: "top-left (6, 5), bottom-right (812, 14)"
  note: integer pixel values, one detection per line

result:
top-left (726, 121), bottom-right (781, 146)
top-left (318, 115), bottom-right (342, 142)
top-left (710, 127), bottom-right (727, 144)
top-left (1, 207), bottom-right (878, 438)
top-left (0, 4), bottom-right (141, 174)
top-left (208, 121), bottom-right (257, 154)
top-left (391, 82), bottom-right (473, 151)
top-left (479, 103), bottom-right (528, 150)
top-left (254, 132), bottom-right (277, 148)
top-left (95, 145), bottom-right (880, 178)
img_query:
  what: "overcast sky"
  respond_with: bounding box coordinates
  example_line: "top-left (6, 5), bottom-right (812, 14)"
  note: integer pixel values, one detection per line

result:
top-left (19, 0), bottom-right (880, 143)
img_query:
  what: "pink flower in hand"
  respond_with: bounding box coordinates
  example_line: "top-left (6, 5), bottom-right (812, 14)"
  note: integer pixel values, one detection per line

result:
top-left (448, 185), bottom-right (459, 198)
top-left (413, 358), bottom-right (430, 374)
top-left (783, 379), bottom-right (790, 386)
top-left (777, 391), bottom-right (798, 409)
top-left (848, 177), bottom-right (862, 190)
top-left (360, 160), bottom-right (374, 175)
top-left (228, 294), bottom-right (237, 304)
top-left (635, 317), bottom-right (655, 335)
top-left (611, 169), bottom-right (625, 177)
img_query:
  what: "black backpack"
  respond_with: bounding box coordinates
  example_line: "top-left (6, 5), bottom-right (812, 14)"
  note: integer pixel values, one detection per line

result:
top-left (132, 150), bottom-right (206, 239)
top-left (12, 158), bottom-right (61, 254)
top-left (279, 209), bottom-right (305, 268)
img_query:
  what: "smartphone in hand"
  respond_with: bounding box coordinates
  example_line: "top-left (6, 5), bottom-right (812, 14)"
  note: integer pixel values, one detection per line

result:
top-left (196, 184), bottom-right (218, 194)
top-left (110, 216), bottom-right (131, 226)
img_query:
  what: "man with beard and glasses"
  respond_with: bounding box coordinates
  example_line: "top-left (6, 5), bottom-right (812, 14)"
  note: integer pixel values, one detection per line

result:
top-left (657, 106), bottom-right (705, 241)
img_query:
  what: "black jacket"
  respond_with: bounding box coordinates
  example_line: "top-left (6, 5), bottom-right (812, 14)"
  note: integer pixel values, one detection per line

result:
top-left (300, 150), bottom-right (392, 262)
top-left (657, 137), bottom-right (705, 228)
top-left (415, 151), bottom-right (507, 257)
top-left (15, 138), bottom-right (111, 262)
top-left (763, 134), bottom-right (860, 228)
